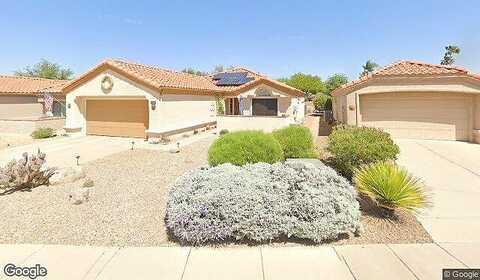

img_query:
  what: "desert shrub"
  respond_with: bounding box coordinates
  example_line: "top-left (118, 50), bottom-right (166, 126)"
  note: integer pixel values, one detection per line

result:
top-left (31, 127), bottom-right (56, 139)
top-left (166, 161), bottom-right (361, 244)
top-left (219, 129), bottom-right (229, 136)
top-left (354, 162), bottom-right (430, 212)
top-left (313, 94), bottom-right (332, 110)
top-left (328, 125), bottom-right (400, 178)
top-left (208, 130), bottom-right (284, 166)
top-left (272, 125), bottom-right (317, 159)
top-left (0, 150), bottom-right (55, 194)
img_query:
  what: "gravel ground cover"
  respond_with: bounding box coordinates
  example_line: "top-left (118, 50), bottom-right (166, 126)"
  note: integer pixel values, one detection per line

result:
top-left (0, 134), bottom-right (67, 150)
top-left (0, 134), bottom-right (431, 247)
top-left (0, 137), bottom-right (213, 246)
top-left (0, 134), bottom-right (35, 149)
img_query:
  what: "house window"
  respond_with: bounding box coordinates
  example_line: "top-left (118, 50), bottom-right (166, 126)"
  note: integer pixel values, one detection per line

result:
top-left (226, 98), bottom-right (240, 115)
top-left (52, 101), bottom-right (66, 117)
top-left (252, 98), bottom-right (278, 116)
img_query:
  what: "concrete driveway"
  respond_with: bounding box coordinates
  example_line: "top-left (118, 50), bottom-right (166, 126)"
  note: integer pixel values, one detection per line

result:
top-left (396, 139), bottom-right (480, 243)
top-left (0, 135), bottom-right (134, 168)
top-left (0, 132), bottom-right (216, 169)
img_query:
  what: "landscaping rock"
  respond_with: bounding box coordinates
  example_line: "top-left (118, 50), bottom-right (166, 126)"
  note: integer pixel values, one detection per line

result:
top-left (68, 187), bottom-right (90, 205)
top-left (148, 138), bottom-right (160, 144)
top-left (169, 146), bottom-right (180, 153)
top-left (56, 129), bottom-right (68, 137)
top-left (49, 166), bottom-right (86, 185)
top-left (81, 178), bottom-right (94, 188)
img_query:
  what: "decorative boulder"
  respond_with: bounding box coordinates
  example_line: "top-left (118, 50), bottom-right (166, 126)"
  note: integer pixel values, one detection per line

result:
top-left (49, 166), bottom-right (85, 185)
top-left (148, 138), bottom-right (160, 144)
top-left (81, 178), bottom-right (94, 188)
top-left (68, 187), bottom-right (90, 205)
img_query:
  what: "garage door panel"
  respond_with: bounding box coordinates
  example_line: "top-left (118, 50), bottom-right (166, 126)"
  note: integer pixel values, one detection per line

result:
top-left (86, 100), bottom-right (148, 138)
top-left (360, 93), bottom-right (470, 141)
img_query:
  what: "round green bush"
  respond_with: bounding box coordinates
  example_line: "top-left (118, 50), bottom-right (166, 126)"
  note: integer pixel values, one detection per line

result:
top-left (328, 125), bottom-right (400, 179)
top-left (272, 125), bottom-right (317, 159)
top-left (31, 128), bottom-right (56, 139)
top-left (208, 130), bottom-right (284, 166)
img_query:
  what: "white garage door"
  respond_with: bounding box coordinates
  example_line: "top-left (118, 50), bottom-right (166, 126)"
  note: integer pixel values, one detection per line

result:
top-left (360, 92), bottom-right (471, 141)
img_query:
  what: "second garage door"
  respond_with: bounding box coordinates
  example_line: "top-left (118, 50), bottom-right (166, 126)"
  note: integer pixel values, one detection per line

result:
top-left (86, 100), bottom-right (148, 138)
top-left (360, 92), bottom-right (471, 141)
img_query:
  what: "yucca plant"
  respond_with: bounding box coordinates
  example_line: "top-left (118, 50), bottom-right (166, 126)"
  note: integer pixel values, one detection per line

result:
top-left (353, 162), bottom-right (430, 213)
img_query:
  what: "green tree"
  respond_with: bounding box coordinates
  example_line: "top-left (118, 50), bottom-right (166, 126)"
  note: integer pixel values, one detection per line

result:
top-left (214, 65), bottom-right (225, 73)
top-left (278, 73), bottom-right (325, 100)
top-left (15, 59), bottom-right (73, 80)
top-left (360, 60), bottom-right (379, 77)
top-left (440, 45), bottom-right (461, 65)
top-left (182, 65), bottom-right (235, 76)
top-left (324, 74), bottom-right (348, 95)
top-left (313, 94), bottom-right (332, 110)
top-left (182, 68), bottom-right (207, 76)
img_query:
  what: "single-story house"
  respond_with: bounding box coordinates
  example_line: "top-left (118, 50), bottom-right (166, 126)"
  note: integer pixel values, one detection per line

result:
top-left (332, 61), bottom-right (480, 143)
top-left (0, 75), bottom-right (67, 134)
top-left (63, 59), bottom-right (305, 138)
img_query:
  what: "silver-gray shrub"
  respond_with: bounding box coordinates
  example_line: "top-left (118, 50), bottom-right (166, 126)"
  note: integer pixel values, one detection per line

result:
top-left (0, 150), bottom-right (55, 194)
top-left (166, 161), bottom-right (361, 244)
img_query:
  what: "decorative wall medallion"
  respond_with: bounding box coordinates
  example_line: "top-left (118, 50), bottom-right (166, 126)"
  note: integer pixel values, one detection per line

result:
top-left (101, 76), bottom-right (114, 93)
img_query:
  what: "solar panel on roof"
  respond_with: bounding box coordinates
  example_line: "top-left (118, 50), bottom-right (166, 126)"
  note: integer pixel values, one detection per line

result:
top-left (213, 72), bottom-right (247, 80)
top-left (213, 72), bottom-right (254, 86)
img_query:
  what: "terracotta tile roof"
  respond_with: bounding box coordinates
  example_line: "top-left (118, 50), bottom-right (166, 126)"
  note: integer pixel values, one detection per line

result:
top-left (332, 60), bottom-right (480, 96)
top-left (0, 75), bottom-right (67, 95)
top-left (375, 60), bottom-right (470, 76)
top-left (63, 59), bottom-right (304, 97)
top-left (109, 59), bottom-right (222, 91)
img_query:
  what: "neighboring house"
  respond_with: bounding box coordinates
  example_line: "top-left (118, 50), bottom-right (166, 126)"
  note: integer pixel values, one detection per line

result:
top-left (332, 61), bottom-right (480, 143)
top-left (63, 59), bottom-right (305, 138)
top-left (0, 75), bottom-right (67, 119)
top-left (0, 75), bottom-right (68, 134)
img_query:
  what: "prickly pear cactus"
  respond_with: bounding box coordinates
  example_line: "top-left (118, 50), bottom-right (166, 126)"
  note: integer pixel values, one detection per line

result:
top-left (0, 150), bottom-right (55, 194)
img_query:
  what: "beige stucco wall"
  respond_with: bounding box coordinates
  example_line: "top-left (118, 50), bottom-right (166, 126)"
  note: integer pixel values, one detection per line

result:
top-left (0, 95), bottom-right (43, 119)
top-left (217, 116), bottom-right (292, 132)
top-left (66, 70), bottom-right (216, 135)
top-left (0, 118), bottom-right (65, 134)
top-left (150, 94), bottom-right (216, 133)
top-left (474, 95), bottom-right (480, 143)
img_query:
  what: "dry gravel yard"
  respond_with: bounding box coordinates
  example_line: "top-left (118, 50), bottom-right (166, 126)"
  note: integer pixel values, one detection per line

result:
top-left (0, 134), bottom-right (431, 247)
top-left (0, 137), bottom-right (213, 247)
top-left (0, 134), bottom-right (35, 149)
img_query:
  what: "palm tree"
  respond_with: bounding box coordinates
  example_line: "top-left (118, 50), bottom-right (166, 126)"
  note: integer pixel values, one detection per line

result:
top-left (440, 45), bottom-right (461, 65)
top-left (360, 60), bottom-right (379, 77)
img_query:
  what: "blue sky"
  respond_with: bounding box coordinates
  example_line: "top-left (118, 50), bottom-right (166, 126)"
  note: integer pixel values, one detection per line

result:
top-left (1, 0), bottom-right (479, 80)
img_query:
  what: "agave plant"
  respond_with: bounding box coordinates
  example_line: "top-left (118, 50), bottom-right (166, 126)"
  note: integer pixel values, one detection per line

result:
top-left (353, 162), bottom-right (430, 213)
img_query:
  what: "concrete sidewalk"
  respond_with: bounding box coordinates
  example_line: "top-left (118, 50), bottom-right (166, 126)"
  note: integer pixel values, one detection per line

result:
top-left (1, 243), bottom-right (479, 280)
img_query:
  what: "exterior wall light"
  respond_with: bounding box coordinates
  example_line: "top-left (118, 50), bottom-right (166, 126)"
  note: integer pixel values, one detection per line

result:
top-left (150, 100), bottom-right (156, 111)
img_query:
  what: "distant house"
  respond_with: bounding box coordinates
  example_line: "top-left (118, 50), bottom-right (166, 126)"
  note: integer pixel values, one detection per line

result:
top-left (63, 59), bottom-right (305, 138)
top-left (0, 75), bottom-right (67, 134)
top-left (331, 60), bottom-right (480, 143)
